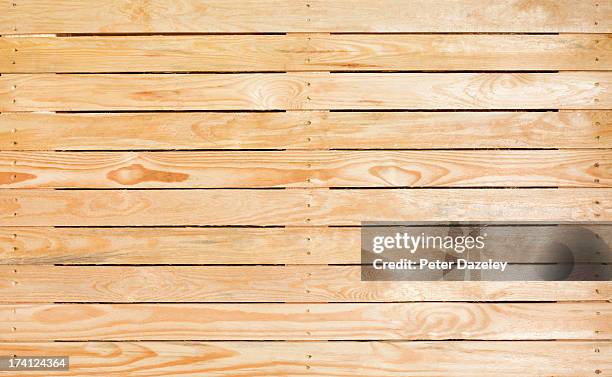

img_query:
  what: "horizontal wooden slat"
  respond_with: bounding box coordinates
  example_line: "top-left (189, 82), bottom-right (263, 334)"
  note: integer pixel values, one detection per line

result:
top-left (2, 34), bottom-right (610, 73)
top-left (1, 111), bottom-right (609, 150)
top-left (2, 303), bottom-right (609, 340)
top-left (0, 150), bottom-right (609, 188)
top-left (0, 189), bottom-right (608, 226)
top-left (3, 226), bottom-right (611, 265)
top-left (0, 0), bottom-right (608, 34)
top-left (1, 265), bottom-right (609, 302)
top-left (1, 341), bottom-right (608, 377)
top-left (0, 227), bottom-right (340, 265)
top-left (1, 73), bottom-right (609, 111)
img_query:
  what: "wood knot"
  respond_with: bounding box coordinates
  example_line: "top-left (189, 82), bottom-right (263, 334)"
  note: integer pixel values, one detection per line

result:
top-left (107, 164), bottom-right (189, 185)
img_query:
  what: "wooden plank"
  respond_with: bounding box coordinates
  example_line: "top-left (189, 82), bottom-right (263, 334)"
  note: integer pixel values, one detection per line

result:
top-left (1, 342), bottom-right (608, 377)
top-left (0, 1), bottom-right (608, 34)
top-left (1, 111), bottom-right (608, 150)
top-left (0, 227), bottom-right (343, 265)
top-left (0, 189), bottom-right (612, 226)
top-left (0, 265), bottom-right (609, 302)
top-left (0, 150), bottom-right (609, 188)
top-left (1, 303), bottom-right (609, 341)
top-left (0, 189), bottom-right (608, 226)
top-left (306, 189), bottom-right (610, 225)
top-left (2, 34), bottom-right (610, 73)
top-left (1, 73), bottom-right (609, 111)
top-left (3, 226), bottom-right (611, 265)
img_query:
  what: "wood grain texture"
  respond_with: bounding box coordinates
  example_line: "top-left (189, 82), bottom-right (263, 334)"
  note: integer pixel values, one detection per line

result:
top-left (1, 73), bottom-right (608, 111)
top-left (1, 341), bottom-right (609, 377)
top-left (2, 34), bottom-right (610, 73)
top-left (0, 189), bottom-right (609, 226)
top-left (2, 303), bottom-right (609, 341)
top-left (0, 150), bottom-right (609, 188)
top-left (1, 111), bottom-right (608, 150)
top-left (0, 227), bottom-right (346, 265)
top-left (0, 265), bottom-right (609, 302)
top-left (0, 0), bottom-right (608, 33)
top-left (3, 226), bottom-right (611, 265)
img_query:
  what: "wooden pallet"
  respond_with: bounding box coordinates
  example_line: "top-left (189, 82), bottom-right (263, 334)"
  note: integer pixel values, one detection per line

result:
top-left (0, 1), bottom-right (611, 376)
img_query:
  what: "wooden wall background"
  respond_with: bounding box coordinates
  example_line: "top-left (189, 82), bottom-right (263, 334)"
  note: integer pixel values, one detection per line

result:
top-left (0, 1), bottom-right (611, 375)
